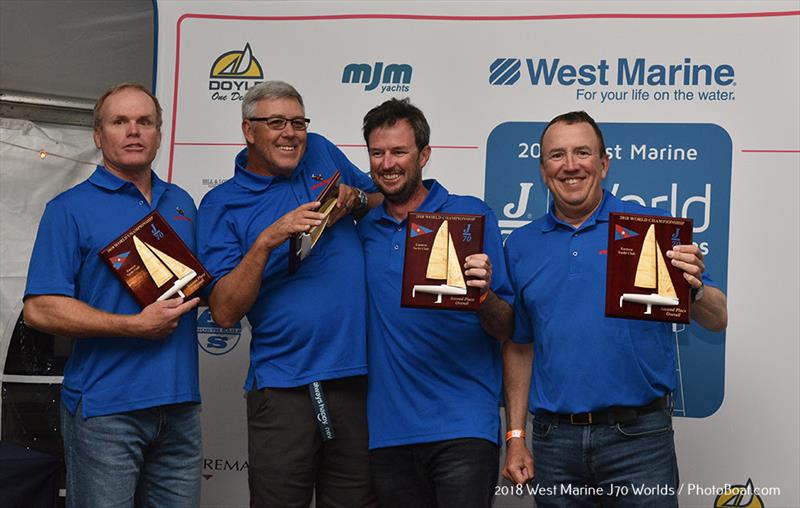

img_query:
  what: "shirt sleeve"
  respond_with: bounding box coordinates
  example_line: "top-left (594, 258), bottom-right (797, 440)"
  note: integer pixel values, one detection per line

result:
top-left (484, 207), bottom-right (514, 306)
top-left (323, 137), bottom-right (377, 193)
top-left (504, 236), bottom-right (534, 345)
top-left (196, 199), bottom-right (243, 294)
top-left (25, 199), bottom-right (82, 298)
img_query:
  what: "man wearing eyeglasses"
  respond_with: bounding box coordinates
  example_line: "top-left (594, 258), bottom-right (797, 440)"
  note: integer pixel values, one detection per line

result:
top-left (502, 111), bottom-right (728, 507)
top-left (197, 81), bottom-right (381, 507)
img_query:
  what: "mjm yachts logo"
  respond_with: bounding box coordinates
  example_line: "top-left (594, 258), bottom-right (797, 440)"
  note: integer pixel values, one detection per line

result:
top-left (342, 62), bottom-right (412, 93)
top-left (208, 43), bottom-right (264, 101)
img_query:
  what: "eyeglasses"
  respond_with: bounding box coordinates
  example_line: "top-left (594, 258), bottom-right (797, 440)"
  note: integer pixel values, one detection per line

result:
top-left (545, 148), bottom-right (597, 162)
top-left (248, 116), bottom-right (311, 131)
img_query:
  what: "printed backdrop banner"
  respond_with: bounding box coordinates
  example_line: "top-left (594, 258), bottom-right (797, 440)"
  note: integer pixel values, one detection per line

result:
top-left (153, 2), bottom-right (799, 507)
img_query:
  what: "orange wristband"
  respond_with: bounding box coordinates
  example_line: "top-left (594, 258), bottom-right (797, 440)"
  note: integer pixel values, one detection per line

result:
top-left (505, 429), bottom-right (525, 442)
top-left (479, 291), bottom-right (489, 304)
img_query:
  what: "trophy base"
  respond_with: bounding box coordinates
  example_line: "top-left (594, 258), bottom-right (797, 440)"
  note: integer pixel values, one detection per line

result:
top-left (619, 293), bottom-right (679, 315)
top-left (412, 284), bottom-right (468, 304)
top-left (156, 271), bottom-right (198, 302)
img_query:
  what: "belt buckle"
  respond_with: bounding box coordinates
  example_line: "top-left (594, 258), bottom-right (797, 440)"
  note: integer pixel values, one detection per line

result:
top-left (569, 413), bottom-right (592, 425)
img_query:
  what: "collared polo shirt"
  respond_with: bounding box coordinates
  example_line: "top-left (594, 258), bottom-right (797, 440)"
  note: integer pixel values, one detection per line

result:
top-left (197, 133), bottom-right (376, 390)
top-left (25, 166), bottom-right (201, 418)
top-left (505, 190), bottom-right (715, 414)
top-left (357, 179), bottom-right (513, 449)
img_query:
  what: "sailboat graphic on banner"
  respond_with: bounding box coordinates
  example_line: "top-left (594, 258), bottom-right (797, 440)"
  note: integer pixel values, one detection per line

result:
top-left (132, 235), bottom-right (197, 301)
top-left (412, 220), bottom-right (468, 303)
top-left (619, 224), bottom-right (679, 314)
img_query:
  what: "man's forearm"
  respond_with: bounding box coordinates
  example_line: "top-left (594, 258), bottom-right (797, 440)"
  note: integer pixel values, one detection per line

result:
top-left (208, 236), bottom-right (272, 328)
top-left (24, 295), bottom-right (138, 338)
top-left (478, 290), bottom-right (514, 342)
top-left (692, 285), bottom-right (728, 332)
top-left (366, 191), bottom-right (383, 210)
top-left (503, 341), bottom-right (533, 430)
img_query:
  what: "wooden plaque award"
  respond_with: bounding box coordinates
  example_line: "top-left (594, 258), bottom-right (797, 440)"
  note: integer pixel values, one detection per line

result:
top-left (605, 212), bottom-right (693, 323)
top-left (99, 211), bottom-right (212, 307)
top-left (401, 212), bottom-right (484, 311)
top-left (288, 170), bottom-right (341, 274)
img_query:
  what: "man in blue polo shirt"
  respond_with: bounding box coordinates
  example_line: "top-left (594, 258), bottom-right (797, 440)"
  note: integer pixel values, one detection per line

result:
top-left (197, 81), bottom-right (381, 507)
top-left (502, 111), bottom-right (728, 507)
top-left (358, 98), bottom-right (514, 508)
top-left (23, 83), bottom-right (202, 507)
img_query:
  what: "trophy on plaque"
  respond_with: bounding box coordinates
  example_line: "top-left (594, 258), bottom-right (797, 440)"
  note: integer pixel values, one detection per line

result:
top-left (401, 212), bottom-right (484, 311)
top-left (132, 235), bottom-right (197, 301)
top-left (99, 211), bottom-right (212, 307)
top-left (289, 170), bottom-right (341, 274)
top-left (605, 212), bottom-right (693, 323)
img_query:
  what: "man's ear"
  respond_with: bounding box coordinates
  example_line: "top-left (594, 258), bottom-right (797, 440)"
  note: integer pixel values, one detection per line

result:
top-left (242, 120), bottom-right (255, 145)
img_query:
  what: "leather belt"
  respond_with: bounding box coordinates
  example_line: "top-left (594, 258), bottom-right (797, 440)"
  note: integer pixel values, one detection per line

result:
top-left (535, 395), bottom-right (669, 426)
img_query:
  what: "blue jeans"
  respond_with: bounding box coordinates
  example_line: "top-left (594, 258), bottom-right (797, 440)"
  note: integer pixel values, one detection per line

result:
top-left (530, 409), bottom-right (678, 508)
top-left (370, 438), bottom-right (499, 508)
top-left (61, 402), bottom-right (202, 508)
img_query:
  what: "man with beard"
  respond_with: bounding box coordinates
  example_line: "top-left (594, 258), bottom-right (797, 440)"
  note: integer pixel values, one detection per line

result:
top-left (24, 83), bottom-right (202, 507)
top-left (502, 111), bottom-right (728, 507)
top-left (197, 81), bottom-right (381, 506)
top-left (357, 98), bottom-right (514, 508)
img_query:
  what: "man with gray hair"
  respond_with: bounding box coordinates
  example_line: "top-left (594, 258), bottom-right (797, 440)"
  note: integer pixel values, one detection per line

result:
top-left (197, 80), bottom-right (380, 506)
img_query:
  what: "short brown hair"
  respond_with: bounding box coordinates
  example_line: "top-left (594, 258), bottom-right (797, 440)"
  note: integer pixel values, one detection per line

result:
top-left (94, 83), bottom-right (163, 129)
top-left (539, 111), bottom-right (606, 164)
top-left (362, 98), bottom-right (430, 152)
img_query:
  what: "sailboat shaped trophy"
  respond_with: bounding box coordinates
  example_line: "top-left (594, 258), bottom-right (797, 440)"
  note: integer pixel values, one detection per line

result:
top-left (99, 211), bottom-right (212, 307)
top-left (401, 212), bottom-right (484, 311)
top-left (605, 212), bottom-right (693, 323)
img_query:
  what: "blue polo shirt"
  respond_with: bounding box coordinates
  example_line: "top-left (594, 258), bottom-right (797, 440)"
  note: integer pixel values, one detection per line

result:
top-left (358, 180), bottom-right (513, 449)
top-left (197, 133), bottom-right (376, 390)
top-left (505, 190), bottom-right (715, 414)
top-left (24, 166), bottom-right (201, 419)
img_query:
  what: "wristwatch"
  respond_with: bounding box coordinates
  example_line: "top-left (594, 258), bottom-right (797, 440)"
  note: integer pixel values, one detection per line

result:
top-left (691, 282), bottom-right (704, 303)
top-left (355, 188), bottom-right (368, 211)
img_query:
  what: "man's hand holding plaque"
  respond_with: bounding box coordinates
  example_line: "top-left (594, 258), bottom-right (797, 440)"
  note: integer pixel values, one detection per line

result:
top-left (605, 212), bottom-right (693, 323)
top-left (289, 170), bottom-right (341, 274)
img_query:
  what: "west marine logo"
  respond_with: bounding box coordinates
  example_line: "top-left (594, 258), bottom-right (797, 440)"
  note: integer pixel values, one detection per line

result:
top-left (489, 57), bottom-right (735, 87)
top-left (714, 480), bottom-right (765, 508)
top-left (341, 62), bottom-right (412, 93)
top-left (489, 58), bottom-right (522, 85)
top-left (209, 43), bottom-right (264, 101)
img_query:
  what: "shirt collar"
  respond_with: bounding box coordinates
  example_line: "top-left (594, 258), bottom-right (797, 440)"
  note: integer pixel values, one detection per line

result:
top-left (88, 165), bottom-right (130, 191)
top-left (232, 148), bottom-right (279, 192)
top-left (371, 179), bottom-right (448, 225)
top-left (88, 165), bottom-right (167, 202)
top-left (541, 189), bottom-right (612, 232)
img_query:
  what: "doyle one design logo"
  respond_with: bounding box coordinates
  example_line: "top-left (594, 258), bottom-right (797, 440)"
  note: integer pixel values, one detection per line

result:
top-left (713, 479), bottom-right (764, 508)
top-left (489, 57), bottom-right (735, 87)
top-left (197, 308), bottom-right (241, 355)
top-left (341, 62), bottom-right (412, 93)
top-left (208, 43), bottom-right (264, 100)
top-left (209, 43), bottom-right (263, 79)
